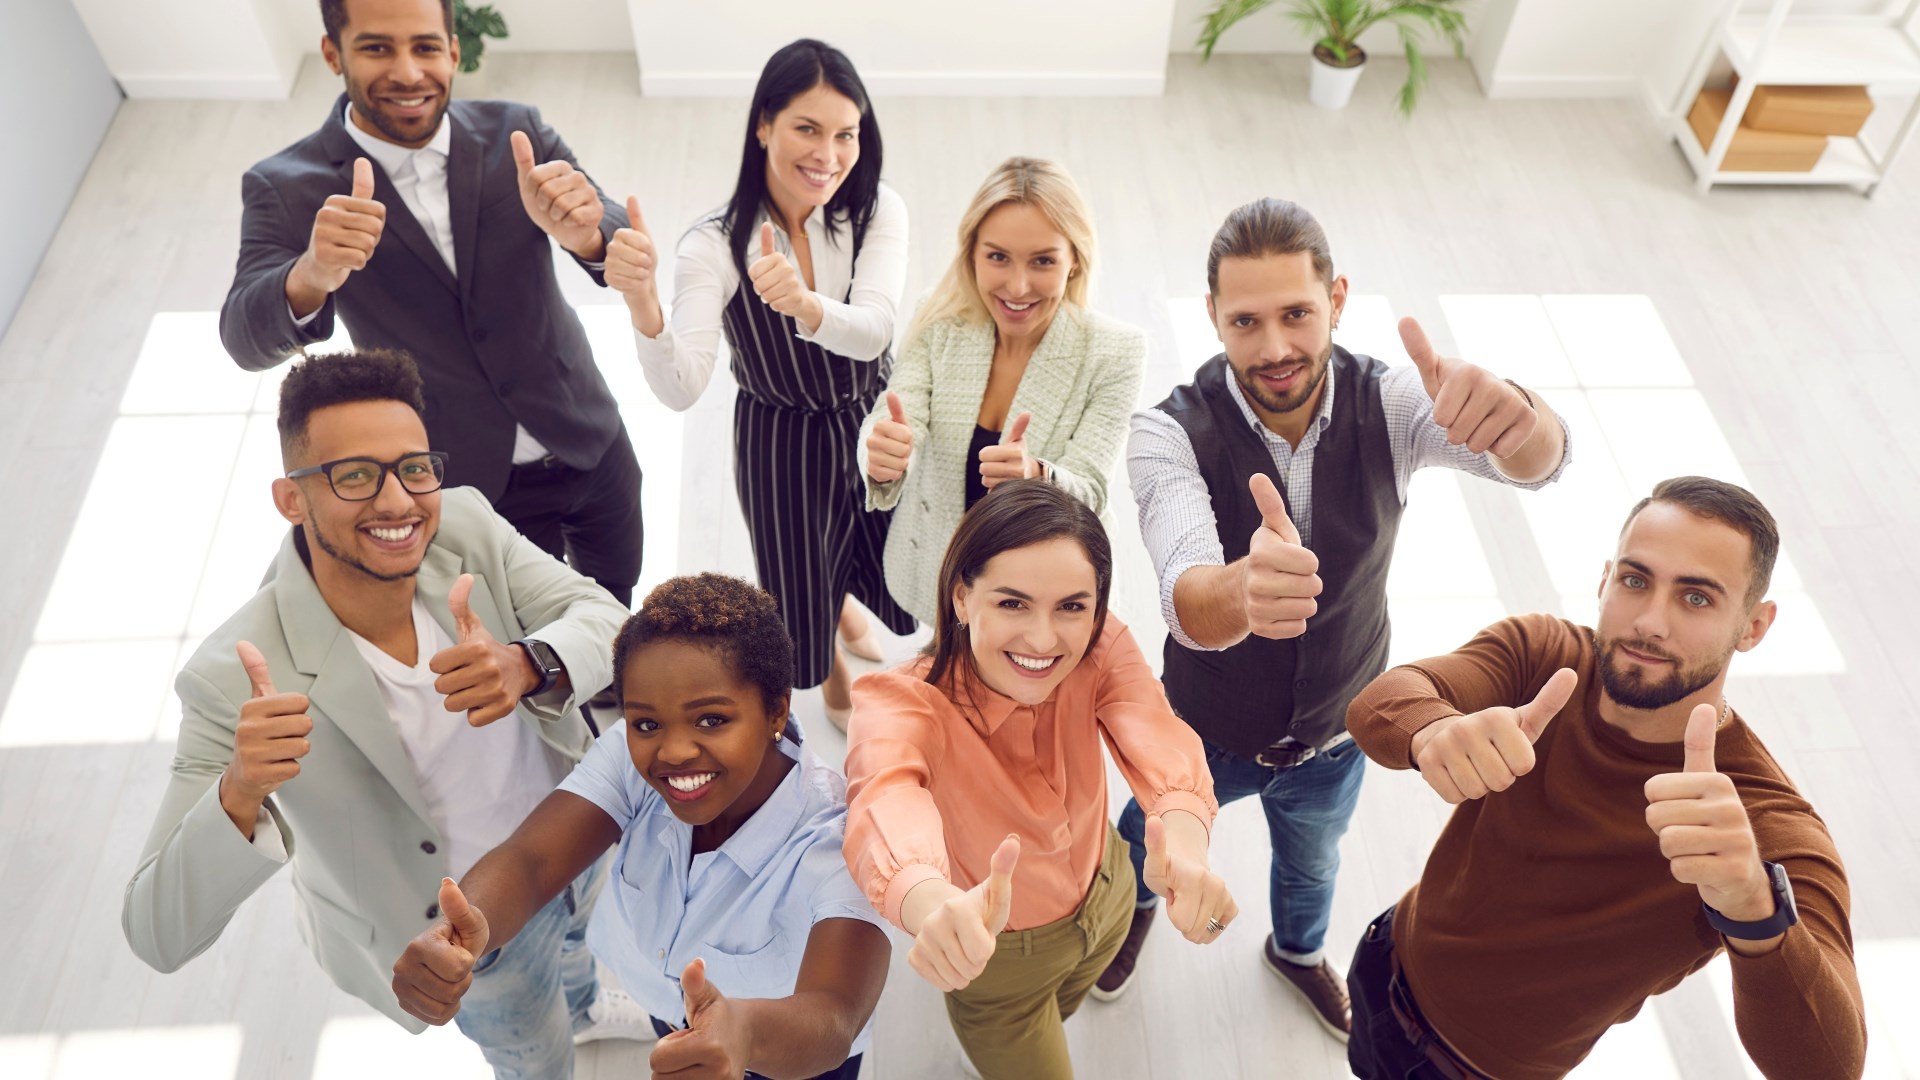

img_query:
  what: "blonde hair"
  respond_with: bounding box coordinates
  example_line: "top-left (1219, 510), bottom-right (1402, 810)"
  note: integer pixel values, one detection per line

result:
top-left (907, 157), bottom-right (1097, 342)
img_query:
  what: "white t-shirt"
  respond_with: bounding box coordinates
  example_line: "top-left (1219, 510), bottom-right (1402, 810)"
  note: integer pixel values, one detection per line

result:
top-left (347, 597), bottom-right (570, 879)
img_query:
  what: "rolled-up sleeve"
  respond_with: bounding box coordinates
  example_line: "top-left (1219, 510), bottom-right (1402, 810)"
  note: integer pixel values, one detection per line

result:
top-left (1092, 622), bottom-right (1217, 829)
top-left (1127, 409), bottom-right (1226, 651)
top-left (842, 674), bottom-right (953, 930)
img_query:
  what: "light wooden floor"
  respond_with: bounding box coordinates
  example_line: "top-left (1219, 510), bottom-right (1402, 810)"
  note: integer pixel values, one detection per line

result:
top-left (3, 50), bottom-right (1919, 1080)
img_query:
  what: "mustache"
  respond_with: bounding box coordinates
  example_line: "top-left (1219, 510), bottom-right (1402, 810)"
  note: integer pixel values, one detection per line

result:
top-left (1247, 357), bottom-right (1314, 376)
top-left (1611, 638), bottom-right (1677, 662)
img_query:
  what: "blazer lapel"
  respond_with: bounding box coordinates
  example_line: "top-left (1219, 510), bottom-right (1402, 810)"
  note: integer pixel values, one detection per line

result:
top-left (319, 95), bottom-right (458, 297)
top-left (949, 319), bottom-right (996, 429)
top-left (274, 534), bottom-right (436, 829)
top-left (415, 543), bottom-right (516, 646)
top-left (1007, 309), bottom-right (1089, 451)
top-left (446, 111), bottom-right (486, 301)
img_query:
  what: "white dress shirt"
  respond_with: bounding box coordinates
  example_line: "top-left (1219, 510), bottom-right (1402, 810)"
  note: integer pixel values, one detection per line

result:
top-left (298, 104), bottom-right (550, 464)
top-left (632, 183), bottom-right (908, 410)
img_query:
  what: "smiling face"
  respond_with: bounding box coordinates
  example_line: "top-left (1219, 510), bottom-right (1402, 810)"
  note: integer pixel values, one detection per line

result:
top-left (274, 399), bottom-right (440, 582)
top-left (621, 639), bottom-right (791, 828)
top-left (1207, 251), bottom-right (1348, 426)
top-left (756, 81), bottom-right (862, 223)
top-left (951, 536), bottom-right (1101, 706)
top-left (971, 201), bottom-right (1075, 345)
top-left (322, 0), bottom-right (457, 150)
top-left (1595, 501), bottom-right (1776, 711)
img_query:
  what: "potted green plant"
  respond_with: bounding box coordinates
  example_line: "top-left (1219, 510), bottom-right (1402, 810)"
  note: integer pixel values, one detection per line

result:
top-left (1196, 0), bottom-right (1470, 115)
top-left (454, 1), bottom-right (509, 74)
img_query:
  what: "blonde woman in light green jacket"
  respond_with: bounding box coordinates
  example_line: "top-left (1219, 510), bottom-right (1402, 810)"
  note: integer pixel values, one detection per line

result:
top-left (858, 157), bottom-right (1146, 624)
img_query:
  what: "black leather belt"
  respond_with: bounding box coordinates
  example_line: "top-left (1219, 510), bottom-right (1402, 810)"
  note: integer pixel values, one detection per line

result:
top-left (1387, 954), bottom-right (1489, 1080)
top-left (1254, 732), bottom-right (1352, 769)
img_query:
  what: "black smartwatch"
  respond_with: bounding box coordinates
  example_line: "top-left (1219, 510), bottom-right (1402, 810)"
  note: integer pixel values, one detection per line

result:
top-left (1703, 861), bottom-right (1799, 940)
top-left (515, 639), bottom-right (564, 698)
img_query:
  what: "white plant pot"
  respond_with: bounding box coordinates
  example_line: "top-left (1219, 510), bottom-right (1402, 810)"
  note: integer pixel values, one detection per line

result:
top-left (1309, 51), bottom-right (1366, 110)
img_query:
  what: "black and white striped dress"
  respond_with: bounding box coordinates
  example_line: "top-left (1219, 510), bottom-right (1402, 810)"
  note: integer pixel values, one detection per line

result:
top-left (720, 254), bottom-right (916, 688)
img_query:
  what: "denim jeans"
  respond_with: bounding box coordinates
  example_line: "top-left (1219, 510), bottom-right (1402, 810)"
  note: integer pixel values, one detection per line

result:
top-left (1119, 736), bottom-right (1367, 966)
top-left (454, 855), bottom-right (607, 1079)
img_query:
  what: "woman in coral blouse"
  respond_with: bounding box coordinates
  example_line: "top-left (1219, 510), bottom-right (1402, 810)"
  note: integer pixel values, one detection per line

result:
top-left (843, 479), bottom-right (1238, 1080)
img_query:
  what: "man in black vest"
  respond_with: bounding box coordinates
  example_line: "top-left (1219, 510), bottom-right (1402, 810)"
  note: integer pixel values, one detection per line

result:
top-left (220, 0), bottom-right (642, 615)
top-left (1093, 198), bottom-right (1572, 1041)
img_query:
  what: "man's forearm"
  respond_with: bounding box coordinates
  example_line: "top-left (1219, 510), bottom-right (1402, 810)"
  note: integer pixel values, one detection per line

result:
top-left (736, 993), bottom-right (864, 1079)
top-left (1492, 389), bottom-right (1565, 484)
top-left (1171, 562), bottom-right (1251, 650)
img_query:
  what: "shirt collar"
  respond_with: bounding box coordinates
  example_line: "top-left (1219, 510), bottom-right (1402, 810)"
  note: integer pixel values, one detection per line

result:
top-left (342, 102), bottom-right (451, 175)
top-left (658, 713), bottom-right (813, 879)
top-left (1223, 355), bottom-right (1338, 441)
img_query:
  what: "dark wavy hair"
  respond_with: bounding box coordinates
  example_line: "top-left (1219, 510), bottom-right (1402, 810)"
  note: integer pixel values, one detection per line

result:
top-left (276, 348), bottom-right (426, 464)
top-left (612, 573), bottom-right (795, 716)
top-left (924, 479), bottom-right (1113, 698)
top-left (718, 39), bottom-right (883, 283)
top-left (1622, 476), bottom-right (1780, 605)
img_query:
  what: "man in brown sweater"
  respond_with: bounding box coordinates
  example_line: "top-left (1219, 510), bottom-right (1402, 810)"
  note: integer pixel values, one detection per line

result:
top-left (1345, 475), bottom-right (1865, 1080)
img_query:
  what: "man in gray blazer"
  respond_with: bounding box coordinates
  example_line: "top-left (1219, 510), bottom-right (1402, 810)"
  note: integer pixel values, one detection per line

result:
top-left (123, 351), bottom-right (648, 1075)
top-left (220, 0), bottom-right (642, 612)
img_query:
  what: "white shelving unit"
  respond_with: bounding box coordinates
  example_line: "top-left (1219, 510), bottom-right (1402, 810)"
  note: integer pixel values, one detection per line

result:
top-left (1669, 0), bottom-right (1920, 195)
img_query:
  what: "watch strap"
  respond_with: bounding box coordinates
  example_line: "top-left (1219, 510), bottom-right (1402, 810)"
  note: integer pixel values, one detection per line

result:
top-left (1703, 861), bottom-right (1799, 940)
top-left (515, 639), bottom-right (562, 697)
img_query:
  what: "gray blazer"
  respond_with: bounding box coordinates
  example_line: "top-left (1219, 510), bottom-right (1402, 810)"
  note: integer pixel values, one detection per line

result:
top-left (858, 306), bottom-right (1146, 623)
top-left (121, 487), bottom-right (626, 1030)
top-left (218, 95), bottom-right (627, 499)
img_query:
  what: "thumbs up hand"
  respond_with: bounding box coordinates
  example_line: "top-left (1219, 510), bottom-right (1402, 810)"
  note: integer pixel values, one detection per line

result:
top-left (1242, 473), bottom-right (1321, 640)
top-left (977, 411), bottom-right (1040, 491)
top-left (429, 573), bottom-right (540, 726)
top-left (219, 641), bottom-right (314, 838)
top-left (392, 877), bottom-right (492, 1026)
top-left (1400, 316), bottom-right (1538, 459)
top-left (511, 129), bottom-right (606, 259)
top-left (1144, 813), bottom-right (1239, 945)
top-left (647, 959), bottom-right (752, 1080)
top-left (289, 156), bottom-right (386, 305)
top-left (746, 221), bottom-right (824, 329)
top-left (1644, 704), bottom-right (1772, 921)
top-left (905, 834), bottom-right (1019, 992)
top-left (607, 194), bottom-right (665, 336)
top-left (866, 391), bottom-right (915, 482)
top-left (1409, 667), bottom-right (1577, 803)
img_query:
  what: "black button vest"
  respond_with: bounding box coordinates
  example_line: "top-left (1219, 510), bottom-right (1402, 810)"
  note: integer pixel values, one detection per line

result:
top-left (1156, 347), bottom-right (1404, 754)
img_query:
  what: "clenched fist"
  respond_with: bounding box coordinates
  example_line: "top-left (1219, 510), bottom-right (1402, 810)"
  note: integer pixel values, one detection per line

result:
top-left (747, 222), bottom-right (824, 331)
top-left (219, 641), bottom-right (314, 838)
top-left (648, 959), bottom-right (752, 1080)
top-left (429, 573), bottom-right (540, 726)
top-left (1243, 473), bottom-right (1321, 640)
top-left (607, 194), bottom-right (664, 336)
top-left (286, 157), bottom-right (385, 315)
top-left (511, 129), bottom-right (605, 260)
top-left (393, 877), bottom-right (491, 1026)
top-left (1403, 316), bottom-right (1538, 458)
top-left (1409, 667), bottom-right (1577, 803)
top-left (906, 834), bottom-right (1019, 992)
top-left (977, 411), bottom-right (1040, 491)
top-left (866, 391), bottom-right (914, 483)
top-left (1645, 704), bottom-right (1776, 928)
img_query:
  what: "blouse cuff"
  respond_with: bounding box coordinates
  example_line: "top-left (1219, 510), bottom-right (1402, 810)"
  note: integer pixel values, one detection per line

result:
top-left (881, 862), bottom-right (949, 930)
top-left (1145, 790), bottom-right (1215, 835)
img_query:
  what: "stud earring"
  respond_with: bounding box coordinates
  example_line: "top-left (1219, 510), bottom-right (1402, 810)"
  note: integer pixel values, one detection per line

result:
top-left (773, 729), bottom-right (783, 742)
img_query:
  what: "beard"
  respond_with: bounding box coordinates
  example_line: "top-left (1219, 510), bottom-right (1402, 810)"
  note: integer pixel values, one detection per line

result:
top-left (1595, 635), bottom-right (1730, 710)
top-left (345, 74), bottom-right (450, 146)
top-left (308, 519), bottom-right (423, 583)
top-left (1232, 336), bottom-right (1333, 415)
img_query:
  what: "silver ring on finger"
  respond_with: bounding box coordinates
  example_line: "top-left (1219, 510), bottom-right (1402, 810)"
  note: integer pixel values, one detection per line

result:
top-left (1205, 916), bottom-right (1225, 935)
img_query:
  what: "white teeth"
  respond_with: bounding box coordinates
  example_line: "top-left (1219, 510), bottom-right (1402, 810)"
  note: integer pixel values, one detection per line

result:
top-left (800, 167), bottom-right (834, 182)
top-left (1002, 300), bottom-right (1034, 311)
top-left (368, 524), bottom-right (415, 542)
top-left (666, 773), bottom-right (715, 792)
top-left (391, 97), bottom-right (427, 106)
top-left (1008, 653), bottom-right (1057, 672)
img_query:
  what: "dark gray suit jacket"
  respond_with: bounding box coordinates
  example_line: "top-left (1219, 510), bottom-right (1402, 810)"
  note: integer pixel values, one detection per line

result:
top-left (219, 95), bottom-right (627, 498)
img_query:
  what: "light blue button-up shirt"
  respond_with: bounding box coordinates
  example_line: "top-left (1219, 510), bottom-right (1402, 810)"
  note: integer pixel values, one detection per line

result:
top-left (557, 718), bottom-right (888, 1047)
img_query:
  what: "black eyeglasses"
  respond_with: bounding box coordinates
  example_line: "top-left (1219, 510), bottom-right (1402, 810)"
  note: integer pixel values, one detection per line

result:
top-left (286, 451), bottom-right (451, 502)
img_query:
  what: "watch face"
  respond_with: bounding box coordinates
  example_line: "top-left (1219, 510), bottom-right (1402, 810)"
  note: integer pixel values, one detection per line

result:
top-left (1770, 861), bottom-right (1800, 923)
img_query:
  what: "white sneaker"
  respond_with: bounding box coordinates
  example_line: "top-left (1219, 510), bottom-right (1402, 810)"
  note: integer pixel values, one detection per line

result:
top-left (572, 987), bottom-right (655, 1045)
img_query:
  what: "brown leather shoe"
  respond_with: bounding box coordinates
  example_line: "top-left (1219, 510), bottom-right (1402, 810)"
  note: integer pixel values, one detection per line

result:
top-left (1262, 935), bottom-right (1351, 1042)
top-left (1089, 903), bottom-right (1157, 1001)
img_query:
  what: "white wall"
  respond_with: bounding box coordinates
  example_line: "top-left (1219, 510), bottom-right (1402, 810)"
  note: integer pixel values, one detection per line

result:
top-left (0, 0), bottom-right (122, 338)
top-left (72, 0), bottom-right (305, 98)
top-left (1165, 0), bottom-right (1445, 57)
top-left (631, 0), bottom-right (1180, 96)
top-left (479, 0), bottom-right (631, 53)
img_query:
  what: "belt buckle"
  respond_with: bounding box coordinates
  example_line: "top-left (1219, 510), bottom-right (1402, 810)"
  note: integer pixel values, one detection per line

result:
top-left (1255, 744), bottom-right (1314, 769)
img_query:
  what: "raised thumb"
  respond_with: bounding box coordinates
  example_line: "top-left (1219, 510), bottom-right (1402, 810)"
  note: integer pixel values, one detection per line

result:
top-left (1398, 316), bottom-right (1442, 394)
top-left (1517, 667), bottom-right (1577, 742)
top-left (509, 129), bottom-right (536, 178)
top-left (680, 957), bottom-right (721, 1022)
top-left (351, 156), bottom-right (374, 200)
top-left (236, 640), bottom-right (276, 698)
top-left (1143, 813), bottom-right (1170, 879)
top-left (439, 877), bottom-right (484, 942)
top-left (886, 390), bottom-right (906, 425)
top-left (448, 573), bottom-right (483, 642)
top-left (1683, 702), bottom-right (1719, 774)
top-left (1004, 411), bottom-right (1031, 446)
top-left (1248, 473), bottom-right (1300, 545)
top-left (982, 833), bottom-right (1019, 931)
top-left (760, 221), bottom-right (776, 258)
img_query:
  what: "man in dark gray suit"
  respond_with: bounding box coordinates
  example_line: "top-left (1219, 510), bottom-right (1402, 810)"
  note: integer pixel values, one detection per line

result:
top-left (221, 0), bottom-right (643, 612)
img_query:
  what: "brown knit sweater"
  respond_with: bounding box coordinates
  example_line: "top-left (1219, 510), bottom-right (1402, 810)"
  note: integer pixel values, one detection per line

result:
top-left (1347, 613), bottom-right (1865, 1080)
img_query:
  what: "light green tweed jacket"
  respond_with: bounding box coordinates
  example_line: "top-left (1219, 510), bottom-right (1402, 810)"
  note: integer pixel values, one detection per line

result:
top-left (858, 305), bottom-right (1146, 624)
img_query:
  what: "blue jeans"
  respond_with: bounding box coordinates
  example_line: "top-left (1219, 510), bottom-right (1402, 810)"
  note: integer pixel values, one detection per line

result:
top-left (1118, 737), bottom-right (1367, 966)
top-left (454, 856), bottom-right (607, 1079)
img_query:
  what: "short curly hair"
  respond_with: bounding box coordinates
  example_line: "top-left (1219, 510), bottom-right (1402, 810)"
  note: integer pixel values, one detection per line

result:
top-left (277, 348), bottom-right (426, 465)
top-left (612, 573), bottom-right (795, 715)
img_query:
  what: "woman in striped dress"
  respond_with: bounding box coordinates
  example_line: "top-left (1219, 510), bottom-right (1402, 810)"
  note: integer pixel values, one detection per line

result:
top-left (606, 38), bottom-right (913, 729)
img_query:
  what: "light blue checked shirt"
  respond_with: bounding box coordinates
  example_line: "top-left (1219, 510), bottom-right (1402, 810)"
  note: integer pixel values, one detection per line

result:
top-left (558, 719), bottom-right (888, 1043)
top-left (1128, 360), bottom-right (1571, 651)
